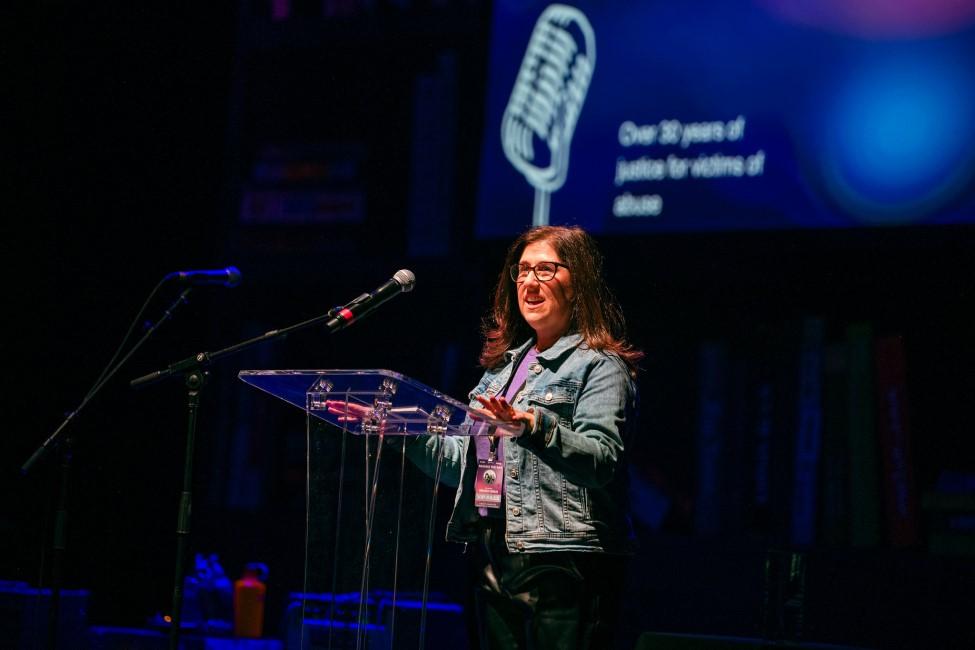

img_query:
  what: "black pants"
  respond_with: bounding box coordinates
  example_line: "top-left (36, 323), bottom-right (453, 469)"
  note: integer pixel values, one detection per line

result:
top-left (473, 523), bottom-right (626, 650)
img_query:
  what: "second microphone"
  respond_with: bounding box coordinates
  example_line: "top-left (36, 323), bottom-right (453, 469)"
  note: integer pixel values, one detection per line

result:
top-left (325, 269), bottom-right (416, 332)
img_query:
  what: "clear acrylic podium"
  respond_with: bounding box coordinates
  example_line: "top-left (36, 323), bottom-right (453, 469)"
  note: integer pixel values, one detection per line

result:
top-left (238, 369), bottom-right (522, 649)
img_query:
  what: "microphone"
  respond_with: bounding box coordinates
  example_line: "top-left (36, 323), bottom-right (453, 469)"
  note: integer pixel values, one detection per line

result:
top-left (165, 266), bottom-right (242, 288)
top-left (326, 269), bottom-right (415, 332)
top-left (501, 5), bottom-right (596, 226)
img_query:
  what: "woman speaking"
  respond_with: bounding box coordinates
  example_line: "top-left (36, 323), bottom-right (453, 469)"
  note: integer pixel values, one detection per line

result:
top-left (408, 225), bottom-right (641, 649)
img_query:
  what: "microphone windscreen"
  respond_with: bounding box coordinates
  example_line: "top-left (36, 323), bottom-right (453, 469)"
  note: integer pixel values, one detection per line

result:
top-left (393, 269), bottom-right (416, 292)
top-left (224, 266), bottom-right (242, 288)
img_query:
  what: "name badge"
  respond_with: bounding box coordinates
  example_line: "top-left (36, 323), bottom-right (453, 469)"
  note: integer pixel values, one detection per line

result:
top-left (474, 458), bottom-right (504, 509)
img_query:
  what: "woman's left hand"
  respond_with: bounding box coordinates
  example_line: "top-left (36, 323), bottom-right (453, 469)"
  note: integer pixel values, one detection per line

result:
top-left (474, 394), bottom-right (534, 437)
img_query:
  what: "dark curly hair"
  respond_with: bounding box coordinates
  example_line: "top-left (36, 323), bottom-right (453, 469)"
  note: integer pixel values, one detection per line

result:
top-left (479, 226), bottom-right (643, 372)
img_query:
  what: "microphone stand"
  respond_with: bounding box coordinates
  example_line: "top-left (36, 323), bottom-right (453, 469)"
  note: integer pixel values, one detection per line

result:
top-left (130, 304), bottom-right (375, 650)
top-left (21, 288), bottom-right (192, 650)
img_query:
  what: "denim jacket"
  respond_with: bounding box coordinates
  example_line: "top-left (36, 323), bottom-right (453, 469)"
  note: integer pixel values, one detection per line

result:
top-left (406, 333), bottom-right (637, 554)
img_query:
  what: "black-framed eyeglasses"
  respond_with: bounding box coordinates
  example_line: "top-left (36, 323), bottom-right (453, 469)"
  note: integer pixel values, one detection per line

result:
top-left (509, 261), bottom-right (570, 283)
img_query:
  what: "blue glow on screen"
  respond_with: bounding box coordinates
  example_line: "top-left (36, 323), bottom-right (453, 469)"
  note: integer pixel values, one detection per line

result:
top-left (823, 52), bottom-right (975, 222)
top-left (474, 0), bottom-right (975, 235)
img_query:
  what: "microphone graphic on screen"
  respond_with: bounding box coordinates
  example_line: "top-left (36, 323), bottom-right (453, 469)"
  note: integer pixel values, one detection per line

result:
top-left (501, 4), bottom-right (596, 227)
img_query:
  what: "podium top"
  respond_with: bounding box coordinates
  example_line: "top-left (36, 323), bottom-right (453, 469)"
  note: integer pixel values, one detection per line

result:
top-left (238, 369), bottom-right (523, 437)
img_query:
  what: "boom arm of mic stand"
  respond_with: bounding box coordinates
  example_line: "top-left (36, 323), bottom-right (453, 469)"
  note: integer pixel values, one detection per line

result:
top-left (130, 302), bottom-right (369, 389)
top-left (129, 352), bottom-right (212, 389)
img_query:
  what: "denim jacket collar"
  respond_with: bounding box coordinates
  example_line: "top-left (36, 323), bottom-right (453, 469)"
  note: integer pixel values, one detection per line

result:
top-left (503, 332), bottom-right (584, 366)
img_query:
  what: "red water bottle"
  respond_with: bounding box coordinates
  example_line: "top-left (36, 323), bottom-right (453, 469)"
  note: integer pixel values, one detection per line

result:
top-left (233, 563), bottom-right (268, 638)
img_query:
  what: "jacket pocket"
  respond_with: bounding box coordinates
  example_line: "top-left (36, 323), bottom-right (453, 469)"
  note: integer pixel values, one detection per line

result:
top-left (534, 459), bottom-right (593, 532)
top-left (563, 479), bottom-right (592, 529)
top-left (525, 379), bottom-right (580, 426)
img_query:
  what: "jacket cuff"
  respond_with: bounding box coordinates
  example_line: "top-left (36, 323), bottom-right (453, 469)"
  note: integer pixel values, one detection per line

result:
top-left (521, 405), bottom-right (558, 447)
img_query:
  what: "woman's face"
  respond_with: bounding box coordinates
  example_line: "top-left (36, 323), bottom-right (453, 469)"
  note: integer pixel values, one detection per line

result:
top-left (515, 240), bottom-right (574, 347)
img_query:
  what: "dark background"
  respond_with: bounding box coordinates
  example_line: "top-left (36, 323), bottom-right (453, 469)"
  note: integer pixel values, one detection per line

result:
top-left (6, 2), bottom-right (975, 649)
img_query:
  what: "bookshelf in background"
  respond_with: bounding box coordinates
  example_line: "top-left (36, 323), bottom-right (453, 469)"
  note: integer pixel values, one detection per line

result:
top-left (688, 318), bottom-right (941, 552)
